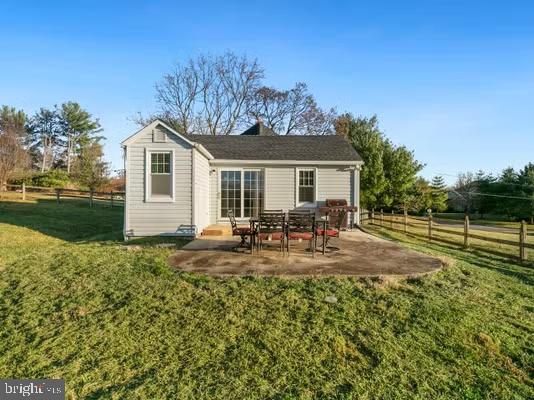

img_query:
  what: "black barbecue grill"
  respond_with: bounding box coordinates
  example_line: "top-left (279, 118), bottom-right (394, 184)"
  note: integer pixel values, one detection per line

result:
top-left (318, 199), bottom-right (358, 229)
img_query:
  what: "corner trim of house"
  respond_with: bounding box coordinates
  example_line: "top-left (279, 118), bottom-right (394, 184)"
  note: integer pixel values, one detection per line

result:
top-left (123, 145), bottom-right (129, 239)
top-left (191, 147), bottom-right (196, 227)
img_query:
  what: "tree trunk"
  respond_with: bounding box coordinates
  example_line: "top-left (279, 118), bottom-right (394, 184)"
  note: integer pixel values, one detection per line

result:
top-left (41, 148), bottom-right (46, 172)
top-left (67, 132), bottom-right (75, 174)
top-left (66, 134), bottom-right (73, 174)
top-left (41, 137), bottom-right (48, 172)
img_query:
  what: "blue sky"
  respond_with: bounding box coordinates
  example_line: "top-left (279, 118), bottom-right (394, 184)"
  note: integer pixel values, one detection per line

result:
top-left (1, 0), bottom-right (533, 183)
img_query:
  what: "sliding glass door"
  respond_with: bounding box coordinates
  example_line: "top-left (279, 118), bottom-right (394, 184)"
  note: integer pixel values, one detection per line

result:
top-left (220, 170), bottom-right (241, 218)
top-left (220, 170), bottom-right (264, 218)
top-left (244, 170), bottom-right (264, 218)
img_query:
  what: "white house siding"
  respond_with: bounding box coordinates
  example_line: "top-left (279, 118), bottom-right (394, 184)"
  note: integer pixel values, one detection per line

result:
top-left (125, 125), bottom-right (193, 237)
top-left (209, 164), bottom-right (359, 222)
top-left (193, 149), bottom-right (210, 233)
top-left (209, 170), bottom-right (218, 224)
top-left (264, 166), bottom-right (296, 211)
top-left (317, 167), bottom-right (352, 203)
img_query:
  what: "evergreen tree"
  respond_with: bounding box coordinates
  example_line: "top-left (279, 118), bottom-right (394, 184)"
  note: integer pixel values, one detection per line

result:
top-left (59, 102), bottom-right (102, 173)
top-left (71, 140), bottom-right (109, 190)
top-left (474, 171), bottom-right (498, 218)
top-left (498, 167), bottom-right (520, 219)
top-left (27, 107), bottom-right (62, 172)
top-left (517, 163), bottom-right (534, 223)
top-left (430, 175), bottom-right (448, 212)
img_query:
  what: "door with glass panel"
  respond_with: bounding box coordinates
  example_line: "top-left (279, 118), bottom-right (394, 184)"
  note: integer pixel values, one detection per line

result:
top-left (220, 170), bottom-right (241, 218)
top-left (243, 170), bottom-right (264, 218)
top-left (220, 170), bottom-right (264, 218)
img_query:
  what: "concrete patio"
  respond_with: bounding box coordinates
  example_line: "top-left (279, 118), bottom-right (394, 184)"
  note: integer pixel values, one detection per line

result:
top-left (168, 230), bottom-right (443, 278)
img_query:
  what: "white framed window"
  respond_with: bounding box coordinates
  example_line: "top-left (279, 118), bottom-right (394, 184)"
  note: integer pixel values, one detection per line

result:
top-left (145, 149), bottom-right (175, 202)
top-left (297, 168), bottom-right (316, 204)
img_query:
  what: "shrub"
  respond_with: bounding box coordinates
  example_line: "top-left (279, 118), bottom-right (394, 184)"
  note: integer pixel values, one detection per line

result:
top-left (11, 169), bottom-right (72, 188)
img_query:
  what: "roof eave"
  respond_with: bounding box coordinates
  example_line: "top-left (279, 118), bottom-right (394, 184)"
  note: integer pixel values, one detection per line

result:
top-left (121, 119), bottom-right (215, 160)
top-left (210, 159), bottom-right (363, 166)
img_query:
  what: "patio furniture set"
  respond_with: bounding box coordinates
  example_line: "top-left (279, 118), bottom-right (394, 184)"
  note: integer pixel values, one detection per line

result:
top-left (228, 209), bottom-right (347, 256)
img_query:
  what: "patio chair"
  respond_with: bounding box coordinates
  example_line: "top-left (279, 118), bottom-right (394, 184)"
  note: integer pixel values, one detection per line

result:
top-left (257, 212), bottom-right (286, 254)
top-left (228, 209), bottom-right (255, 252)
top-left (315, 209), bottom-right (347, 254)
top-left (286, 211), bottom-right (316, 257)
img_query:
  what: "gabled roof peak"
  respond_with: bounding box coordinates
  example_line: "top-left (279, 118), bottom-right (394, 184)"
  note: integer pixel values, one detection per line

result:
top-left (240, 121), bottom-right (278, 136)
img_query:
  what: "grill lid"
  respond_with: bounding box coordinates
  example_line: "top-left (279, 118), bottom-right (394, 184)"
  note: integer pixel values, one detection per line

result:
top-left (325, 199), bottom-right (348, 207)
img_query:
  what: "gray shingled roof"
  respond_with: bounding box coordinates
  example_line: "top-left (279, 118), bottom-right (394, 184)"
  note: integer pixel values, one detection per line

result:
top-left (188, 134), bottom-right (362, 161)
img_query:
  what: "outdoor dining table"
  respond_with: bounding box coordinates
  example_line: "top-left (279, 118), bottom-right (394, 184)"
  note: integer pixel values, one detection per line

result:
top-left (248, 215), bottom-right (328, 254)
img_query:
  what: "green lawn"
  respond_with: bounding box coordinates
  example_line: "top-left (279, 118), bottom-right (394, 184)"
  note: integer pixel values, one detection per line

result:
top-left (432, 212), bottom-right (529, 229)
top-left (0, 195), bottom-right (533, 399)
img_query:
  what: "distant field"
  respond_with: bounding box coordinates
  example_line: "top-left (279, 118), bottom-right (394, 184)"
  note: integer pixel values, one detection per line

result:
top-left (433, 212), bottom-right (527, 229)
top-left (0, 196), bottom-right (533, 399)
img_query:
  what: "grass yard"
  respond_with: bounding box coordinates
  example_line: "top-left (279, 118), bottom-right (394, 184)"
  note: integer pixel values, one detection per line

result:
top-left (432, 213), bottom-right (529, 229)
top-left (0, 195), bottom-right (533, 399)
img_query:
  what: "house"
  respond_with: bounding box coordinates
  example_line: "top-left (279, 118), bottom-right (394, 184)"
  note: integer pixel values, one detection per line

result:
top-left (121, 119), bottom-right (363, 239)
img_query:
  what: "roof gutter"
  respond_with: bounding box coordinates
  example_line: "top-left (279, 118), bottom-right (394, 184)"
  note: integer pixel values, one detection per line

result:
top-left (209, 159), bottom-right (363, 166)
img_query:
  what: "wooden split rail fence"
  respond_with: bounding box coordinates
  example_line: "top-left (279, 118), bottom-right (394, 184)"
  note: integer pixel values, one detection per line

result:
top-left (360, 209), bottom-right (533, 263)
top-left (3, 183), bottom-right (125, 208)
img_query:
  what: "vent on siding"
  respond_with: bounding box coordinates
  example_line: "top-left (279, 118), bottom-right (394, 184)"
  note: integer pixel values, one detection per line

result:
top-left (153, 130), bottom-right (167, 143)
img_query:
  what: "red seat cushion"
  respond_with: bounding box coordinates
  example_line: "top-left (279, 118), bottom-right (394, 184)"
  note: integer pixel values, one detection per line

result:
top-left (288, 232), bottom-right (313, 240)
top-left (259, 232), bottom-right (284, 240)
top-left (233, 227), bottom-right (252, 235)
top-left (316, 228), bottom-right (339, 237)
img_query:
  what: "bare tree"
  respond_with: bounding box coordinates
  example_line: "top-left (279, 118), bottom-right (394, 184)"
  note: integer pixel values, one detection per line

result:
top-left (247, 86), bottom-right (290, 132)
top-left (246, 82), bottom-right (335, 135)
top-left (452, 172), bottom-right (479, 213)
top-left (153, 52), bottom-right (264, 135)
top-left (0, 106), bottom-right (29, 190)
top-left (155, 58), bottom-right (200, 134)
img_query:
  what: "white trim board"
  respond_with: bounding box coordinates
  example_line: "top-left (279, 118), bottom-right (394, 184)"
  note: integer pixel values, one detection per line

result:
top-left (295, 167), bottom-right (318, 207)
top-left (121, 119), bottom-right (214, 160)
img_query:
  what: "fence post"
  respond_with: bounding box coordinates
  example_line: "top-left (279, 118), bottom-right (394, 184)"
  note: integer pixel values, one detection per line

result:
top-left (391, 210), bottom-right (394, 228)
top-left (380, 209), bottom-right (384, 226)
top-left (22, 182), bottom-right (26, 201)
top-left (55, 189), bottom-right (61, 204)
top-left (464, 214), bottom-right (470, 247)
top-left (428, 214), bottom-right (433, 240)
top-left (404, 209), bottom-right (408, 233)
top-left (110, 190), bottom-right (114, 208)
top-left (370, 208), bottom-right (374, 225)
top-left (519, 220), bottom-right (527, 262)
top-left (89, 190), bottom-right (94, 208)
